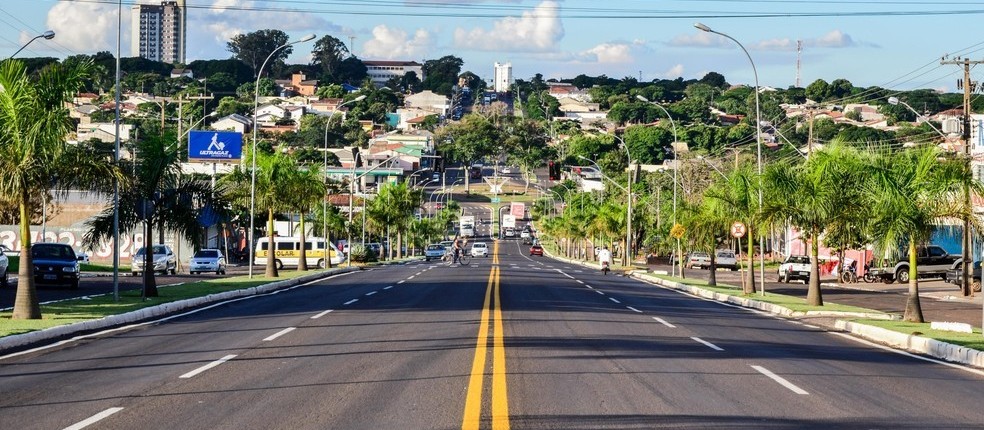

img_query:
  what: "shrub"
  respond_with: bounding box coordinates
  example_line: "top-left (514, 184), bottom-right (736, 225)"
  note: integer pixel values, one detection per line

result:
top-left (349, 244), bottom-right (377, 263)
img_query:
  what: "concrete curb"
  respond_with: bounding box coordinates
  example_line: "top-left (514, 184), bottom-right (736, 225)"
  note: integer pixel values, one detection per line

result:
top-left (633, 272), bottom-right (983, 370)
top-left (0, 267), bottom-right (360, 353)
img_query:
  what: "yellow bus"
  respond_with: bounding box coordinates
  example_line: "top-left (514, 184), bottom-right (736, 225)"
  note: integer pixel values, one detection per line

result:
top-left (254, 236), bottom-right (345, 269)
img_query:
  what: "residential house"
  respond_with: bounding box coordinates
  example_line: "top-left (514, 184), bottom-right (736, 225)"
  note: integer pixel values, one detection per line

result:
top-left (212, 113), bottom-right (253, 134)
top-left (255, 104), bottom-right (305, 128)
top-left (170, 68), bottom-right (193, 79)
top-left (276, 73), bottom-right (318, 97)
top-left (404, 90), bottom-right (450, 114)
top-left (77, 122), bottom-right (134, 144)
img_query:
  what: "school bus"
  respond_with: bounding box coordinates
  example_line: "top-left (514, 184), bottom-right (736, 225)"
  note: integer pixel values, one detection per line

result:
top-left (254, 236), bottom-right (345, 269)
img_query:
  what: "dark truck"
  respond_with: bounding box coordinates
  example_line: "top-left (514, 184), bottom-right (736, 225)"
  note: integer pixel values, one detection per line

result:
top-left (944, 259), bottom-right (983, 292)
top-left (868, 245), bottom-right (960, 284)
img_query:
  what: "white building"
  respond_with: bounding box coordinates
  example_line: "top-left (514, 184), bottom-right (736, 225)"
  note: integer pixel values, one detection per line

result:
top-left (493, 62), bottom-right (512, 93)
top-left (131, 0), bottom-right (186, 64)
top-left (363, 60), bottom-right (424, 87)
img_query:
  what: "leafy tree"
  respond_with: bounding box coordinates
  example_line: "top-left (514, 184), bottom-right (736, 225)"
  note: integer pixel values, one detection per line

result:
top-left (0, 59), bottom-right (123, 319)
top-left (805, 79), bottom-right (830, 102)
top-left (215, 96), bottom-right (251, 118)
top-left (705, 164), bottom-right (760, 294)
top-left (316, 83), bottom-right (346, 99)
top-left (187, 59), bottom-right (255, 87)
top-left (435, 114), bottom-right (501, 192)
top-left (335, 57), bottom-right (368, 84)
top-left (284, 164), bottom-right (327, 270)
top-left (422, 55), bottom-right (464, 95)
top-left (699, 71), bottom-right (728, 89)
top-left (227, 29), bottom-right (292, 78)
top-left (623, 125), bottom-right (672, 164)
top-left (829, 78), bottom-right (854, 101)
top-left (311, 35), bottom-right (350, 82)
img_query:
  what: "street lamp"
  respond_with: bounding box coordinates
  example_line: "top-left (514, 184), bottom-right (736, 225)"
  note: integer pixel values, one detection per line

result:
top-left (695, 22), bottom-right (765, 294)
top-left (323, 94), bottom-right (366, 269)
top-left (249, 33), bottom-right (315, 279)
top-left (696, 155), bottom-right (728, 180)
top-left (887, 97), bottom-right (948, 139)
top-left (9, 30), bottom-right (54, 59)
top-left (636, 95), bottom-right (681, 275)
top-left (577, 154), bottom-right (633, 268)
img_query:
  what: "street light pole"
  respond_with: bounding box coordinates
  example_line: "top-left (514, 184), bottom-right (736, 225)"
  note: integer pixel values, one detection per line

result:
top-left (323, 95), bottom-right (366, 269)
top-left (249, 33), bottom-right (315, 279)
top-left (695, 22), bottom-right (764, 295)
top-left (637, 95), bottom-right (680, 276)
top-left (8, 30), bottom-right (54, 59)
top-left (578, 154), bottom-right (632, 267)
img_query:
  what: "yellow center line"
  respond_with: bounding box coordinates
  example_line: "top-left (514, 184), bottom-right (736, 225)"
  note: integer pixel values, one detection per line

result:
top-left (462, 267), bottom-right (494, 430)
top-left (491, 266), bottom-right (510, 429)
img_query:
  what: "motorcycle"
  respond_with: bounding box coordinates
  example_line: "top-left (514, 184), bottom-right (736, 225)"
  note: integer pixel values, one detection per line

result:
top-left (601, 260), bottom-right (610, 275)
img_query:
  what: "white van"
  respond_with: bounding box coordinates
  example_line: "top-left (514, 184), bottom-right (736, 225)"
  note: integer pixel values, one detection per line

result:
top-left (254, 236), bottom-right (345, 269)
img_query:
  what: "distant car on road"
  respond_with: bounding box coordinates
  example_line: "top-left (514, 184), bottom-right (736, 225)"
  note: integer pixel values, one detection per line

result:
top-left (132, 244), bottom-right (177, 276)
top-left (685, 251), bottom-right (711, 269)
top-left (715, 249), bottom-right (739, 271)
top-left (944, 259), bottom-right (983, 292)
top-left (424, 244), bottom-right (446, 261)
top-left (189, 249), bottom-right (226, 275)
top-left (75, 250), bottom-right (90, 265)
top-left (470, 242), bottom-right (489, 258)
top-left (32, 243), bottom-right (80, 289)
top-left (530, 244), bottom-right (543, 256)
top-left (503, 227), bottom-right (516, 238)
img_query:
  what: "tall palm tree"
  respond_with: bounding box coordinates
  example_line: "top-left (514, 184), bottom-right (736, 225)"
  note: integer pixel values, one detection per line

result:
top-left (681, 198), bottom-right (730, 286)
top-left (705, 165), bottom-right (760, 294)
top-left (864, 145), bottom-right (977, 322)
top-left (0, 59), bottom-right (122, 319)
top-left (86, 131), bottom-right (225, 297)
top-left (285, 164), bottom-right (326, 271)
top-left (222, 149), bottom-right (295, 277)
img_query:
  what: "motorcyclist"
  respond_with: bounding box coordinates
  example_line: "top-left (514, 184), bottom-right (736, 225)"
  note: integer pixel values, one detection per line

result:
top-left (598, 246), bottom-right (612, 273)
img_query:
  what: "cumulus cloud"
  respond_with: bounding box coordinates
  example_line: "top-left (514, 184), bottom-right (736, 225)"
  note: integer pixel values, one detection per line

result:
top-left (46, 1), bottom-right (122, 53)
top-left (657, 64), bottom-right (685, 79)
top-left (453, 0), bottom-right (564, 52)
top-left (579, 43), bottom-right (633, 64)
top-left (670, 28), bottom-right (876, 51)
top-left (667, 32), bottom-right (731, 48)
top-left (362, 25), bottom-right (432, 59)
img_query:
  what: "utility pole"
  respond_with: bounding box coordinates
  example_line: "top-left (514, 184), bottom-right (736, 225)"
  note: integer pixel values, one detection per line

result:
top-left (941, 57), bottom-right (982, 297)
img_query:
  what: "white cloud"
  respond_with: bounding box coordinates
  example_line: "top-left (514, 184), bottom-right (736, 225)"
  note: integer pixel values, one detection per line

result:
top-left (453, 0), bottom-right (563, 52)
top-left (657, 64), bottom-right (685, 79)
top-left (46, 1), bottom-right (122, 53)
top-left (667, 32), bottom-right (731, 48)
top-left (671, 28), bottom-right (875, 52)
top-left (362, 25), bottom-right (432, 59)
top-left (580, 43), bottom-right (633, 64)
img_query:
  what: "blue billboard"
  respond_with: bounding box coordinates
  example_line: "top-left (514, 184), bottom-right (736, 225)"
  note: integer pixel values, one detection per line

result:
top-left (188, 130), bottom-right (243, 163)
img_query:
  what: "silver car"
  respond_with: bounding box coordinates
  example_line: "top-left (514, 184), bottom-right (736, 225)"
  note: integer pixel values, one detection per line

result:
top-left (189, 249), bottom-right (226, 275)
top-left (132, 245), bottom-right (177, 276)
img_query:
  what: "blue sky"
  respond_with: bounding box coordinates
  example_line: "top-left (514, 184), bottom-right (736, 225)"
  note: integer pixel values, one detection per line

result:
top-left (2, 1), bottom-right (983, 95)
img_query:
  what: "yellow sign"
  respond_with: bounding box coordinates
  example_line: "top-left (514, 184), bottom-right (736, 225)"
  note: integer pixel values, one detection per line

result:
top-left (670, 223), bottom-right (686, 239)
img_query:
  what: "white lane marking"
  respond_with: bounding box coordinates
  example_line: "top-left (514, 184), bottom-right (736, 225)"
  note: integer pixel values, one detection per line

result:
top-left (830, 332), bottom-right (984, 377)
top-left (397, 280), bottom-right (406, 284)
top-left (585, 285), bottom-right (594, 289)
top-left (383, 286), bottom-right (394, 290)
top-left (609, 297), bottom-right (621, 304)
top-left (408, 276), bottom-right (415, 280)
top-left (311, 310), bottom-right (333, 319)
top-left (263, 327), bottom-right (296, 342)
top-left (63, 407), bottom-right (125, 430)
top-left (365, 291), bottom-right (378, 296)
top-left (344, 299), bottom-right (359, 305)
top-left (788, 321), bottom-right (804, 326)
top-left (416, 272), bottom-right (423, 276)
top-left (626, 306), bottom-right (642, 313)
top-left (652, 317), bottom-right (676, 328)
top-left (802, 324), bottom-right (819, 329)
top-left (180, 354), bottom-right (237, 379)
top-left (751, 365), bottom-right (809, 395)
top-left (691, 337), bottom-right (725, 351)
top-left (576, 280), bottom-right (584, 284)
top-left (574, 270), bottom-right (584, 273)
top-left (595, 290), bottom-right (605, 295)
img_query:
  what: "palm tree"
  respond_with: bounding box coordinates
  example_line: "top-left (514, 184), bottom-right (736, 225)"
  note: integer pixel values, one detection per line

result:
top-left (705, 165), bottom-right (760, 294)
top-left (86, 131), bottom-right (224, 297)
top-left (864, 145), bottom-right (977, 322)
top-left (311, 203), bottom-right (347, 267)
top-left (285, 164), bottom-right (326, 271)
top-left (0, 59), bottom-right (122, 319)
top-left (222, 149), bottom-right (295, 277)
top-left (680, 198), bottom-right (730, 286)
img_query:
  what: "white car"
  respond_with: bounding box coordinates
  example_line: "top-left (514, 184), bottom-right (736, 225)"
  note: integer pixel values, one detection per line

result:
top-left (715, 249), bottom-right (739, 271)
top-left (470, 242), bottom-right (489, 258)
top-left (0, 244), bottom-right (9, 288)
top-left (132, 244), bottom-right (177, 276)
top-left (75, 249), bottom-right (90, 265)
top-left (503, 227), bottom-right (516, 238)
top-left (189, 249), bottom-right (226, 275)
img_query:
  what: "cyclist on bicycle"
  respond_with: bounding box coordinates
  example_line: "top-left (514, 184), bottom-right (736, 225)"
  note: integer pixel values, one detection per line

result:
top-left (451, 236), bottom-right (464, 264)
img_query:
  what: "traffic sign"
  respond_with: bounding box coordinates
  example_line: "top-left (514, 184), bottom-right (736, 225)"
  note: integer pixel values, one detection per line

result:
top-left (731, 221), bottom-right (747, 238)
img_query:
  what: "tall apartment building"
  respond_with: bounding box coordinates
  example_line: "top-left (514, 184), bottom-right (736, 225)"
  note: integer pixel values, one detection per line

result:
top-left (131, 0), bottom-right (186, 64)
top-left (493, 62), bottom-right (512, 93)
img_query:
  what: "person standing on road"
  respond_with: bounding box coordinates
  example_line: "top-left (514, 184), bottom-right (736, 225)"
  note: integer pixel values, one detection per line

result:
top-left (452, 236), bottom-right (463, 264)
top-left (598, 246), bottom-right (612, 267)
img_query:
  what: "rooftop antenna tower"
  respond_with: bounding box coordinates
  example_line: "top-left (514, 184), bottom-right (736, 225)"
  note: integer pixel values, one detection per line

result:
top-left (796, 40), bottom-right (802, 87)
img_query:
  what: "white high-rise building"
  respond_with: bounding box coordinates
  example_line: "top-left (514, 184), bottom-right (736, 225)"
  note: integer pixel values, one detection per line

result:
top-left (493, 62), bottom-right (512, 93)
top-left (131, 0), bottom-right (186, 64)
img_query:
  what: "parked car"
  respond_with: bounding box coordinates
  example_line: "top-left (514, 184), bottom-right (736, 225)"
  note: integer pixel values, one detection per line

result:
top-left (0, 244), bottom-right (9, 288)
top-left (870, 245), bottom-right (960, 284)
top-left (424, 244), bottom-right (446, 261)
top-left (32, 243), bottom-right (80, 289)
top-left (75, 249), bottom-right (90, 265)
top-left (778, 255), bottom-right (812, 283)
top-left (132, 244), bottom-right (176, 276)
top-left (189, 249), bottom-right (226, 275)
top-left (715, 249), bottom-right (739, 271)
top-left (530, 244), bottom-right (544, 256)
top-left (470, 242), bottom-right (489, 258)
top-left (944, 259), bottom-right (983, 292)
top-left (685, 251), bottom-right (711, 269)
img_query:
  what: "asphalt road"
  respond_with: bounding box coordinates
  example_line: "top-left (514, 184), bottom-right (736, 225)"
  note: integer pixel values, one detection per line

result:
top-left (1, 239), bottom-right (982, 429)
